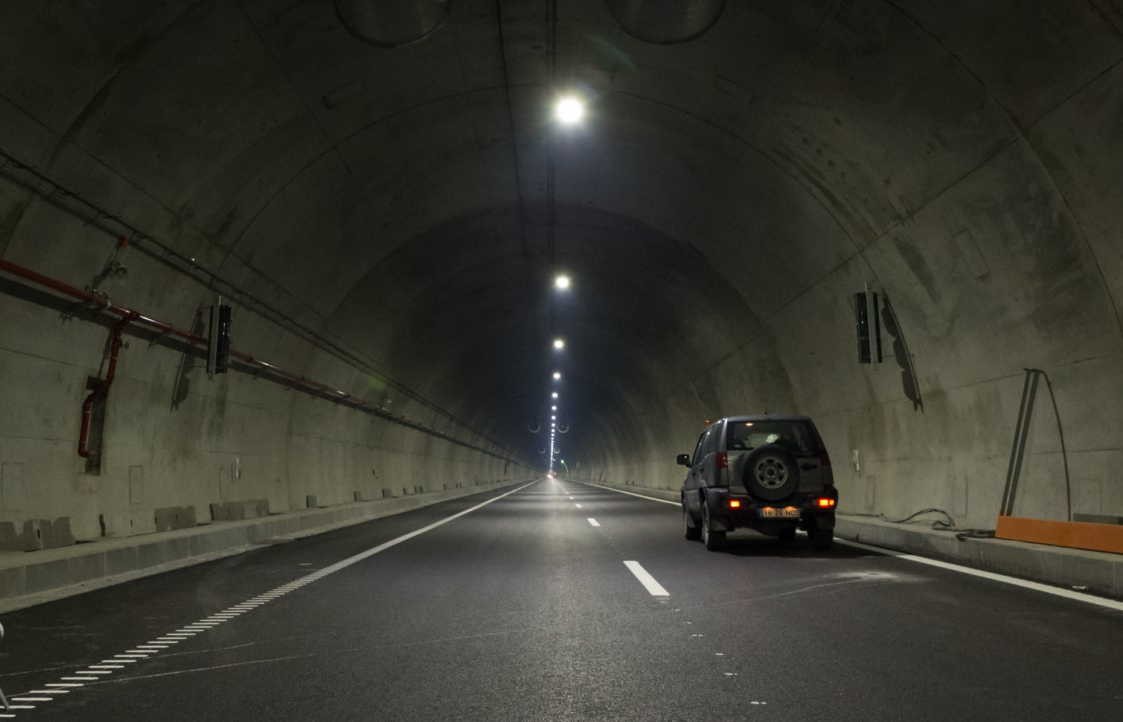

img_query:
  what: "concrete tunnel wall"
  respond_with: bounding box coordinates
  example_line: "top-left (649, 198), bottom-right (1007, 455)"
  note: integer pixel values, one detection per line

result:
top-left (0, 1), bottom-right (1121, 544)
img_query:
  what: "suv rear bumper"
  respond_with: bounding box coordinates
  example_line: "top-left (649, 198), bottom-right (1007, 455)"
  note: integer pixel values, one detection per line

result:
top-left (705, 491), bottom-right (837, 534)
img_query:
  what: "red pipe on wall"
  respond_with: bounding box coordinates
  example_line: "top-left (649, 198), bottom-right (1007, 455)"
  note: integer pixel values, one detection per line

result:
top-left (77, 316), bottom-right (131, 458)
top-left (0, 257), bottom-right (518, 463)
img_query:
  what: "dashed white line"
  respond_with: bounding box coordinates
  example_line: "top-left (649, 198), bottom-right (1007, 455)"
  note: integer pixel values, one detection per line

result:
top-left (623, 561), bottom-right (670, 597)
top-left (586, 518), bottom-right (601, 528)
top-left (574, 503), bottom-right (583, 509)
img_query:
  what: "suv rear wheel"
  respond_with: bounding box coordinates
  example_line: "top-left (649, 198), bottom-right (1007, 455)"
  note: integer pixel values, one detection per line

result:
top-left (701, 501), bottom-right (726, 551)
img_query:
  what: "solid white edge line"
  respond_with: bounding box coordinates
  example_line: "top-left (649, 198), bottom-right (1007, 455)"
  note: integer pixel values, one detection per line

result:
top-left (623, 561), bottom-right (670, 597)
top-left (834, 538), bottom-right (1123, 612)
top-left (581, 481), bottom-right (679, 506)
top-left (586, 518), bottom-right (601, 527)
top-left (579, 480), bottom-right (1123, 613)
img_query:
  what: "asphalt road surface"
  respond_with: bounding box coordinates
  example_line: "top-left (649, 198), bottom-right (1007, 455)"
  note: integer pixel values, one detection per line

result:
top-left (1, 479), bottom-right (1120, 721)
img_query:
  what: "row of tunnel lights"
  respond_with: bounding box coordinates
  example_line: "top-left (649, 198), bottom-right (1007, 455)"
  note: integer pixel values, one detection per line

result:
top-left (545, 94), bottom-right (585, 475)
top-left (547, 272), bottom-right (572, 475)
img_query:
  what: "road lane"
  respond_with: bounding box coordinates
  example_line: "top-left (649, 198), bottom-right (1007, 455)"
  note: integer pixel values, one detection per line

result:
top-left (0, 477), bottom-right (1120, 721)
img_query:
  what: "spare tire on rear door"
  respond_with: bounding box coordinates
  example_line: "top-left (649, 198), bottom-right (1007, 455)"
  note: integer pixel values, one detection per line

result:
top-left (740, 444), bottom-right (800, 501)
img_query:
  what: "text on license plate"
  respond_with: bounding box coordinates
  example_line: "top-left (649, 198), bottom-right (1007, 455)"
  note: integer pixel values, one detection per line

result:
top-left (760, 506), bottom-right (801, 518)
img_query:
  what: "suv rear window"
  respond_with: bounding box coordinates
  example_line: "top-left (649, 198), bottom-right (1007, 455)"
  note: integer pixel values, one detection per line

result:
top-left (724, 420), bottom-right (821, 455)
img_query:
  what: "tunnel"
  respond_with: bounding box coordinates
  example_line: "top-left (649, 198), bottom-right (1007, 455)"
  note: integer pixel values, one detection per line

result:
top-left (0, 2), bottom-right (1121, 720)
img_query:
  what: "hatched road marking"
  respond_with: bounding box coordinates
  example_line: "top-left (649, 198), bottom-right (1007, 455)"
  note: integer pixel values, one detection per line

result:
top-left (1, 480), bottom-right (538, 717)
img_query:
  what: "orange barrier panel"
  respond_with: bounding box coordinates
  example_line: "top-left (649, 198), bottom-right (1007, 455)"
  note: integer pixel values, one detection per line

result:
top-left (996, 516), bottom-right (1123, 555)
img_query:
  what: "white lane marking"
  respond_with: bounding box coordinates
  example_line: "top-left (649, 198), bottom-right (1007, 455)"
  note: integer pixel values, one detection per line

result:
top-left (586, 518), bottom-right (601, 527)
top-left (574, 503), bottom-right (583, 509)
top-left (836, 538), bottom-right (1123, 613)
top-left (568, 496), bottom-right (574, 500)
top-left (45, 683), bottom-right (82, 688)
top-left (623, 561), bottom-right (670, 597)
top-left (6, 480), bottom-right (540, 708)
top-left (580, 481), bottom-right (679, 506)
top-left (584, 480), bottom-right (1123, 613)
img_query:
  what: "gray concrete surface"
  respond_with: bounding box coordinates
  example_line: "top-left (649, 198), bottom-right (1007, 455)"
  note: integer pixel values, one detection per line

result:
top-left (0, 479), bottom-right (1119, 721)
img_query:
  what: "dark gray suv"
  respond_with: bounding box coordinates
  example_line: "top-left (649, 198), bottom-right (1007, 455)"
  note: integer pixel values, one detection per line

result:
top-left (677, 415), bottom-right (837, 551)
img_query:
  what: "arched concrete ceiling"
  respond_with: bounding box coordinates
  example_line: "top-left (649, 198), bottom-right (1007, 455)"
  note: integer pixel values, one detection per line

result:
top-left (1, 0), bottom-right (1121, 525)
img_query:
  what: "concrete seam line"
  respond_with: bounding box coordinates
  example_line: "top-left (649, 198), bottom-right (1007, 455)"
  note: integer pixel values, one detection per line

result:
top-left (582, 481), bottom-right (1123, 612)
top-left (5, 480), bottom-right (540, 711)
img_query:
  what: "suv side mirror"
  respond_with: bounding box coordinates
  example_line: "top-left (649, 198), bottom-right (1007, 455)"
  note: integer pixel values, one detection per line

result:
top-left (676, 454), bottom-right (692, 467)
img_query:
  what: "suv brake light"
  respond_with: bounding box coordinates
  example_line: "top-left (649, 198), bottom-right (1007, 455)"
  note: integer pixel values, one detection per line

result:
top-left (816, 497), bottom-right (836, 509)
top-left (728, 498), bottom-right (742, 509)
top-left (716, 452), bottom-right (728, 470)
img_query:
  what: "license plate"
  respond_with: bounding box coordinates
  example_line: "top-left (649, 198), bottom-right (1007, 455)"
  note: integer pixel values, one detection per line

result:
top-left (760, 506), bottom-right (801, 519)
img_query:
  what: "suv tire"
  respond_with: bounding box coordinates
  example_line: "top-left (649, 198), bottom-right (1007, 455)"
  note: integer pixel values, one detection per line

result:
top-left (683, 504), bottom-right (701, 541)
top-left (701, 501), bottom-right (726, 551)
top-left (741, 444), bottom-right (800, 502)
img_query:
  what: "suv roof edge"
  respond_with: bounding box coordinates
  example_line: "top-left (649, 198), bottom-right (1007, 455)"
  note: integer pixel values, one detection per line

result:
top-left (722, 414), bottom-right (813, 422)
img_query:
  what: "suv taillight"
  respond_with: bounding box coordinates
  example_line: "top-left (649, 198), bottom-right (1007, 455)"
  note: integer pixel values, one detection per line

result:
top-left (716, 452), bottom-right (728, 470)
